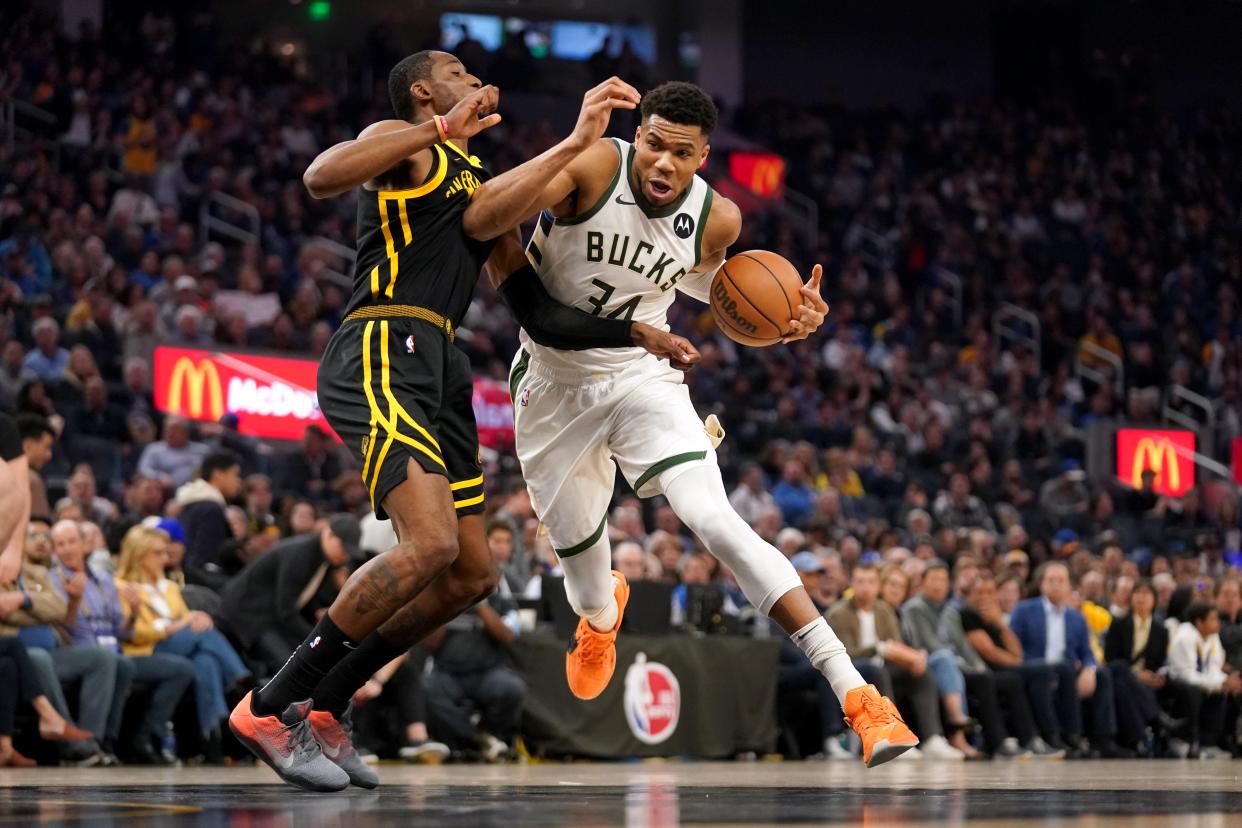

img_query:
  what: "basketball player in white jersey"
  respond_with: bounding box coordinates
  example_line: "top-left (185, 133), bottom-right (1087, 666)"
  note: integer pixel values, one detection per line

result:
top-left (502, 82), bottom-right (921, 766)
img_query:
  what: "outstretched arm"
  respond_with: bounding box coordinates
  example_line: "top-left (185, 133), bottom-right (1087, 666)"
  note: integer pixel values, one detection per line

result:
top-left (484, 231), bottom-right (699, 366)
top-left (303, 86), bottom-right (502, 199)
top-left (462, 77), bottom-right (641, 241)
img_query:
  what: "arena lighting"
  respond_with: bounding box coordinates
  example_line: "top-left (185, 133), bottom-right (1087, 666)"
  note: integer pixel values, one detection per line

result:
top-left (308, 0), bottom-right (330, 22)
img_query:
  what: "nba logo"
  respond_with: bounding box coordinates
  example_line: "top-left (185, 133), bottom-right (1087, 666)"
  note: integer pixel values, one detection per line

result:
top-left (309, 636), bottom-right (322, 649)
top-left (519, 386), bottom-right (532, 407)
top-left (623, 653), bottom-right (680, 745)
top-left (405, 335), bottom-right (416, 354)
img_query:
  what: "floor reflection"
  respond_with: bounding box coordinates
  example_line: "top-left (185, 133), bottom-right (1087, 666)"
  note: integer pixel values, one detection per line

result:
top-left (1, 782), bottom-right (1241, 827)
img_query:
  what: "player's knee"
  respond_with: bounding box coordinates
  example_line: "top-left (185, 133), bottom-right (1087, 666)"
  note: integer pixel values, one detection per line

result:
top-left (393, 531), bottom-right (459, 577)
top-left (446, 557), bottom-right (499, 606)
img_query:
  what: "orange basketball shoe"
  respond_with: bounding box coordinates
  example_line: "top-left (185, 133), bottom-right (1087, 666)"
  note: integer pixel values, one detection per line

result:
top-left (565, 571), bottom-right (630, 700)
top-left (844, 684), bottom-right (920, 767)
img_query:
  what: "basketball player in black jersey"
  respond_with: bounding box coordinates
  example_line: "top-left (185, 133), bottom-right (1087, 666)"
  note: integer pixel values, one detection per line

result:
top-left (229, 51), bottom-right (697, 791)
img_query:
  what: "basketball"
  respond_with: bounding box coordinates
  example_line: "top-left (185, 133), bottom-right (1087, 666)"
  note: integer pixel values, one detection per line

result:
top-left (709, 250), bottom-right (805, 347)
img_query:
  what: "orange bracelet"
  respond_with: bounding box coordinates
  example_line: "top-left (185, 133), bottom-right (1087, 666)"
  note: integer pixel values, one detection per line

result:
top-left (434, 115), bottom-right (448, 142)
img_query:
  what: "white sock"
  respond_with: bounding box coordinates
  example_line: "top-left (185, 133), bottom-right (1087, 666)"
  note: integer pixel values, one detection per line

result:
top-left (584, 589), bottom-right (619, 633)
top-left (793, 617), bottom-right (866, 703)
top-left (558, 531), bottom-right (618, 633)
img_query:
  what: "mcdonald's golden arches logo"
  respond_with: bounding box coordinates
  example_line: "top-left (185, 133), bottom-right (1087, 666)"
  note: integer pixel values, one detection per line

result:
top-left (1115, 428), bottom-right (1194, 497)
top-left (167, 357), bottom-right (224, 421)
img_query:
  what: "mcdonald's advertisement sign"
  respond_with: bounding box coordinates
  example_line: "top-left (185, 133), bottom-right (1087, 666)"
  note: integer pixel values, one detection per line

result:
top-left (1115, 428), bottom-right (1195, 497)
top-left (728, 152), bottom-right (786, 199)
top-left (153, 346), bottom-right (334, 442)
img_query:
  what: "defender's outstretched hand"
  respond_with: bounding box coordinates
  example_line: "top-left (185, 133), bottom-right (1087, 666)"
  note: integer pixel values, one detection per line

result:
top-left (569, 77), bottom-right (642, 151)
top-left (444, 85), bottom-right (502, 138)
top-left (632, 322), bottom-right (701, 371)
top-left (782, 264), bottom-right (829, 343)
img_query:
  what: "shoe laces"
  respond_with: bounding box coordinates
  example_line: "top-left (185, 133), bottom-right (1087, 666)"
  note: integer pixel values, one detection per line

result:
top-left (573, 630), bottom-right (611, 665)
top-left (278, 718), bottom-right (322, 764)
top-left (850, 692), bottom-right (902, 730)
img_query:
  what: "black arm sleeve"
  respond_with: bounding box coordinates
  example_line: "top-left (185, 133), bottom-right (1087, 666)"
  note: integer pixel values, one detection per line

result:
top-left (498, 264), bottom-right (635, 350)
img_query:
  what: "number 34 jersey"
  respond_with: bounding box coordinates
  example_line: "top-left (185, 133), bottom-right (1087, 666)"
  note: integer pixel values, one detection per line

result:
top-left (521, 137), bottom-right (715, 376)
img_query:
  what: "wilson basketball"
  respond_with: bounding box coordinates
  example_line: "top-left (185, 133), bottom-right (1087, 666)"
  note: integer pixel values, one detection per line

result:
top-left (709, 250), bottom-right (804, 347)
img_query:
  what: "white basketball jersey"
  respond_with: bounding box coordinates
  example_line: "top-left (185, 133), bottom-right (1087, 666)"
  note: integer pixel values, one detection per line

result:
top-left (521, 137), bottom-right (714, 375)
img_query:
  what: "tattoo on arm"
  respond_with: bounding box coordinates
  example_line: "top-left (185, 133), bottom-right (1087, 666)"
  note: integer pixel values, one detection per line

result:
top-left (352, 557), bottom-right (401, 616)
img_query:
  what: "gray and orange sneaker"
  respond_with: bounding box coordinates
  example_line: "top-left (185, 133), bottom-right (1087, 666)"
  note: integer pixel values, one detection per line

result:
top-left (565, 571), bottom-right (629, 700)
top-left (307, 704), bottom-right (379, 789)
top-left (843, 684), bottom-right (920, 768)
top-left (228, 691), bottom-right (349, 792)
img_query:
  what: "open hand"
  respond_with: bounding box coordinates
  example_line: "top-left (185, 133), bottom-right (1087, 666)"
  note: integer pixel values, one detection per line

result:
top-left (782, 264), bottom-right (828, 343)
top-left (444, 85), bottom-right (502, 139)
top-left (631, 322), bottom-right (701, 371)
top-left (569, 77), bottom-right (641, 151)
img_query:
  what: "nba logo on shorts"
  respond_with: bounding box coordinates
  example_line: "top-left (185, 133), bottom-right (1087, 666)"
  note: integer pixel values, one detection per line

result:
top-left (405, 335), bottom-right (416, 354)
top-left (623, 652), bottom-right (680, 745)
top-left (519, 386), bottom-right (532, 407)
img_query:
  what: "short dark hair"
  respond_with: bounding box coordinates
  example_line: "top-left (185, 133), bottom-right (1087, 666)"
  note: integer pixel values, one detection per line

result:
top-left (1186, 602), bottom-right (1216, 627)
top-left (640, 81), bottom-right (718, 135)
top-left (1131, 578), bottom-right (1154, 597)
top-left (201, 449), bottom-right (240, 482)
top-left (389, 51), bottom-right (437, 122)
top-left (486, 519), bottom-right (514, 538)
top-left (17, 414), bottom-right (53, 443)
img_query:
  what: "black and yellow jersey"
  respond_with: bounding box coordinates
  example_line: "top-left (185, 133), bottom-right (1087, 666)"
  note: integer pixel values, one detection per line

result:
top-left (344, 140), bottom-right (496, 326)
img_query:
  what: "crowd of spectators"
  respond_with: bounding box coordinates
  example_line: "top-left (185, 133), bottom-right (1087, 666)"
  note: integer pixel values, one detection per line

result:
top-left (1, 3), bottom-right (1242, 765)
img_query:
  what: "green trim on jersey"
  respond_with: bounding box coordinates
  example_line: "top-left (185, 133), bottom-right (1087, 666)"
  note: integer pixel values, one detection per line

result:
top-left (633, 450), bottom-right (708, 493)
top-left (555, 516), bottom-right (607, 558)
top-left (555, 139), bottom-right (624, 227)
top-left (625, 144), bottom-right (694, 220)
top-left (509, 349), bottom-right (531, 402)
top-left (693, 187), bottom-right (715, 269)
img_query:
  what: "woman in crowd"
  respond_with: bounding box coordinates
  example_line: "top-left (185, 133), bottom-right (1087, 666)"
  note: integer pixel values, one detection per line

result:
top-left (116, 525), bottom-right (249, 761)
top-left (0, 637), bottom-right (94, 766)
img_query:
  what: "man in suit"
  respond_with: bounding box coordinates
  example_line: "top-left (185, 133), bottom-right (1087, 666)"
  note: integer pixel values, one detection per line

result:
top-left (220, 515), bottom-right (365, 676)
top-left (827, 563), bottom-right (963, 759)
top-left (1008, 561), bottom-right (1121, 756)
top-left (1103, 579), bottom-right (1180, 754)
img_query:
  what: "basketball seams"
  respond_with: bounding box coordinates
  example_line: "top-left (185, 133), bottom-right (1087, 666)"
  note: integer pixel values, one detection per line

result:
top-left (717, 266), bottom-right (784, 341)
top-left (737, 252), bottom-right (797, 327)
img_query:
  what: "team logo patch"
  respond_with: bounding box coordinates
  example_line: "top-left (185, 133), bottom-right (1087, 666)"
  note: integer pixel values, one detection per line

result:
top-left (360, 435), bottom-right (370, 457)
top-left (623, 653), bottom-right (680, 745)
top-left (673, 213), bottom-right (694, 239)
top-left (405, 335), bottom-right (416, 354)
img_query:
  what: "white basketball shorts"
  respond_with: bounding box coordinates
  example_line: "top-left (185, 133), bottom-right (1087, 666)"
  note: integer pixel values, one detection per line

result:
top-left (509, 348), bottom-right (716, 556)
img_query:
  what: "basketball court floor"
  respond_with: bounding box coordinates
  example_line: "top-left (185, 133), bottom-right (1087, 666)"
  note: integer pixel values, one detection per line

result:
top-left (1, 760), bottom-right (1239, 826)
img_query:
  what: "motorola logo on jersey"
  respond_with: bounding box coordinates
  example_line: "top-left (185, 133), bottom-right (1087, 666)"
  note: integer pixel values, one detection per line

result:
top-left (623, 653), bottom-right (680, 745)
top-left (673, 213), bottom-right (694, 239)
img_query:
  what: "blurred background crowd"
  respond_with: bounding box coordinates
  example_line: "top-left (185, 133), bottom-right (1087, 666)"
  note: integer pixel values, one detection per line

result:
top-left (1, 0), bottom-right (1241, 768)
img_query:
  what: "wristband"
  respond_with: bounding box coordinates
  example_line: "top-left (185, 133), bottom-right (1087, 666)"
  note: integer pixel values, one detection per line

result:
top-left (434, 115), bottom-right (449, 143)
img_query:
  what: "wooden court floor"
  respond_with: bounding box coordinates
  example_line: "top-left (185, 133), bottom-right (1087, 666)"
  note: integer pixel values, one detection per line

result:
top-left (0, 759), bottom-right (1240, 826)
